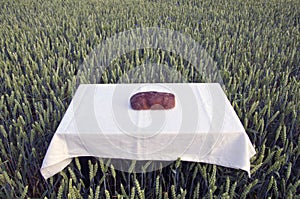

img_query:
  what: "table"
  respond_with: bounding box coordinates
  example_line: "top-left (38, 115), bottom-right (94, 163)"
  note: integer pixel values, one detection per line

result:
top-left (40, 83), bottom-right (256, 179)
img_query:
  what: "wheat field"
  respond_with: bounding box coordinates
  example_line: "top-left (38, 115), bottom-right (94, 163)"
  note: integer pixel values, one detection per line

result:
top-left (0, 0), bottom-right (299, 198)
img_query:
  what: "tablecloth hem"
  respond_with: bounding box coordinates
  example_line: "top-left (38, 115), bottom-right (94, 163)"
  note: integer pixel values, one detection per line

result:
top-left (41, 158), bottom-right (73, 180)
top-left (183, 158), bottom-right (252, 177)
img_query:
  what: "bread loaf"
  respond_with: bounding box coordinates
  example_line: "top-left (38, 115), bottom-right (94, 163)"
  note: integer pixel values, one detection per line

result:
top-left (130, 91), bottom-right (175, 110)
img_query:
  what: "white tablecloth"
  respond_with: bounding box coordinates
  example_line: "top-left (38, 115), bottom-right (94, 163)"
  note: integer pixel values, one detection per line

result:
top-left (40, 83), bottom-right (256, 179)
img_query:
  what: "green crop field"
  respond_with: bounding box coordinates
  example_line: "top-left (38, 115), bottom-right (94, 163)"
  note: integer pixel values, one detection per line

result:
top-left (0, 0), bottom-right (299, 198)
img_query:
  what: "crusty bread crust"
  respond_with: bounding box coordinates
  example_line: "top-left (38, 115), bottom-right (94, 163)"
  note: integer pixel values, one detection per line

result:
top-left (130, 91), bottom-right (175, 110)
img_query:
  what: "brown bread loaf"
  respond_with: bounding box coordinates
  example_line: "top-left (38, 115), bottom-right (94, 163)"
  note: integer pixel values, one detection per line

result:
top-left (130, 91), bottom-right (175, 110)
